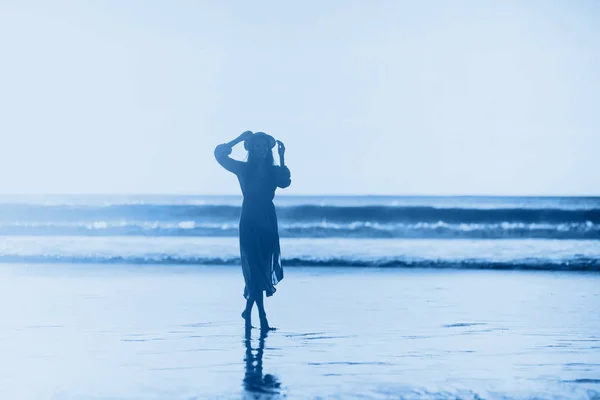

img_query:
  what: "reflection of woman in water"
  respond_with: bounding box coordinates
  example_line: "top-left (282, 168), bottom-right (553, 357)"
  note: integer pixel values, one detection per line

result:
top-left (214, 131), bottom-right (291, 330)
top-left (243, 329), bottom-right (281, 397)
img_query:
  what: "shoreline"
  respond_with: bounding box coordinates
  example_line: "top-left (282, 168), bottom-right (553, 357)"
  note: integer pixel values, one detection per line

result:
top-left (1, 259), bottom-right (599, 273)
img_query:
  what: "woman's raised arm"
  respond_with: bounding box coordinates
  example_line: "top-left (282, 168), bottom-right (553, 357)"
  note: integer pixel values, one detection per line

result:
top-left (275, 140), bottom-right (291, 188)
top-left (214, 131), bottom-right (253, 175)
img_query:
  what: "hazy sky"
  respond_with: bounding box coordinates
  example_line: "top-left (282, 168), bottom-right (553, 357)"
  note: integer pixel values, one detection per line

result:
top-left (0, 0), bottom-right (598, 195)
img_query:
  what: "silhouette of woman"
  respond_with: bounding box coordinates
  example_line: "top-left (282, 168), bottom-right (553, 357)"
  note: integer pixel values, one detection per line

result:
top-left (214, 131), bottom-right (291, 330)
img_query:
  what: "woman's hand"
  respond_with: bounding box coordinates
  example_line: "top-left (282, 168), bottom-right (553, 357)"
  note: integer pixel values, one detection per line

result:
top-left (238, 131), bottom-right (253, 141)
top-left (277, 140), bottom-right (286, 158)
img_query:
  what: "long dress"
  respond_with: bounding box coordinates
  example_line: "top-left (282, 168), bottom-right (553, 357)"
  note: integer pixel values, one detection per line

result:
top-left (214, 145), bottom-right (291, 299)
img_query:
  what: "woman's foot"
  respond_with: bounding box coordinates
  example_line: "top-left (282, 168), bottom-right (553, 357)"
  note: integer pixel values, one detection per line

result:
top-left (260, 315), bottom-right (276, 331)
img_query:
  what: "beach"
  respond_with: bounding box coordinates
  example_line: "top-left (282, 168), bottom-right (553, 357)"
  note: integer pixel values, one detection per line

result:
top-left (3, 0), bottom-right (599, 397)
top-left (1, 263), bottom-right (599, 399)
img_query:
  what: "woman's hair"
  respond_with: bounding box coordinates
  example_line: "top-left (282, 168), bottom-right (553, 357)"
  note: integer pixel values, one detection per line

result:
top-left (246, 144), bottom-right (275, 167)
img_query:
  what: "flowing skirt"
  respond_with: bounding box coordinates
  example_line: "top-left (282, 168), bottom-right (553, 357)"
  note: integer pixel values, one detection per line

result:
top-left (239, 201), bottom-right (284, 300)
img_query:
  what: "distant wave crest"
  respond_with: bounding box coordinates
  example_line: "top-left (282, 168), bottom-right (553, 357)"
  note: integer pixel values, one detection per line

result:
top-left (0, 220), bottom-right (597, 239)
top-left (1, 204), bottom-right (600, 223)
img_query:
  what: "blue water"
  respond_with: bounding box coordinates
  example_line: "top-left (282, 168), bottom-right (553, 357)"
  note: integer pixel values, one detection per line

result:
top-left (0, 195), bottom-right (598, 270)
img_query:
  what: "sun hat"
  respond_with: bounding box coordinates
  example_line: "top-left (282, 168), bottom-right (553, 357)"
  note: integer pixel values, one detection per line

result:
top-left (244, 132), bottom-right (276, 151)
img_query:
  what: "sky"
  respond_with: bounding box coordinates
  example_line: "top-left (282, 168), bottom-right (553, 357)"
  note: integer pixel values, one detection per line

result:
top-left (0, 0), bottom-right (598, 196)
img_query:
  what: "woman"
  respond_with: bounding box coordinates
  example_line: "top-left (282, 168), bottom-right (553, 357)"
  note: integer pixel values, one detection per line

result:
top-left (214, 130), bottom-right (291, 330)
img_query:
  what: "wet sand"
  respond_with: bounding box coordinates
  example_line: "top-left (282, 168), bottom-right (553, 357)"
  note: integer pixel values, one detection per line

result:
top-left (0, 264), bottom-right (599, 399)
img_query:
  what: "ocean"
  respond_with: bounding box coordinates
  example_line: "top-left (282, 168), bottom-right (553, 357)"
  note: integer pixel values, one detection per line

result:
top-left (0, 195), bottom-right (598, 270)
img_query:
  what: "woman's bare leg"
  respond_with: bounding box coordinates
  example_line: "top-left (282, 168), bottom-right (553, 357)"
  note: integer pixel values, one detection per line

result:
top-left (242, 298), bottom-right (254, 326)
top-left (255, 291), bottom-right (275, 331)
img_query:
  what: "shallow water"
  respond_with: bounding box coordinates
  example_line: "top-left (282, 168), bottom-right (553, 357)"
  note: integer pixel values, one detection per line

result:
top-left (0, 264), bottom-right (599, 399)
